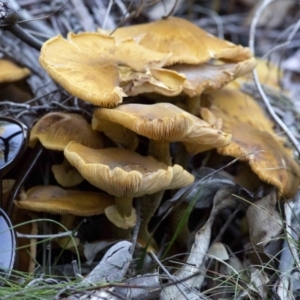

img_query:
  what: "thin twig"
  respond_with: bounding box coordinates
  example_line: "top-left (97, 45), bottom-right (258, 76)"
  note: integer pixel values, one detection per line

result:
top-left (0, 2), bottom-right (42, 50)
top-left (262, 19), bottom-right (300, 59)
top-left (102, 0), bottom-right (114, 30)
top-left (212, 204), bottom-right (242, 244)
top-left (4, 23), bottom-right (42, 50)
top-left (150, 251), bottom-right (192, 300)
top-left (16, 231), bottom-right (74, 239)
top-left (193, 5), bottom-right (224, 39)
top-left (163, 0), bottom-right (179, 19)
top-left (70, 0), bottom-right (95, 31)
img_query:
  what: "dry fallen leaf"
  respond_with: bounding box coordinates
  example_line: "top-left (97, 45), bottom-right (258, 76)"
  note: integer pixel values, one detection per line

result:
top-left (161, 187), bottom-right (237, 300)
top-left (246, 190), bottom-right (282, 249)
top-left (248, 267), bottom-right (269, 299)
top-left (81, 241), bottom-right (132, 285)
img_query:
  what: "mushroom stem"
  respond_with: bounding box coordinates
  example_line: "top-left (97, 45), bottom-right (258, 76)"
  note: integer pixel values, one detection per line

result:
top-left (149, 140), bottom-right (171, 165)
top-left (174, 142), bottom-right (190, 169)
top-left (138, 191), bottom-right (164, 249)
top-left (143, 140), bottom-right (171, 245)
top-left (115, 196), bottom-right (134, 217)
top-left (186, 95), bottom-right (201, 116)
top-left (169, 202), bottom-right (190, 252)
top-left (105, 196), bottom-right (137, 229)
top-left (60, 214), bottom-right (76, 230)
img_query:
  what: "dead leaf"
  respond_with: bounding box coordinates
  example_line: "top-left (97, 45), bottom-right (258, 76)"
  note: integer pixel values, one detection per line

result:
top-left (81, 241), bottom-right (132, 286)
top-left (246, 191), bottom-right (282, 249)
top-left (161, 187), bottom-right (237, 300)
top-left (248, 267), bottom-right (269, 299)
top-left (83, 240), bottom-right (120, 264)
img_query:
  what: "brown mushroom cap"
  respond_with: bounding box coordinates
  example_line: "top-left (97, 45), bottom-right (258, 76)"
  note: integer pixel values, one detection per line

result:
top-left (30, 112), bottom-right (104, 150)
top-left (14, 185), bottom-right (115, 216)
top-left (168, 58), bottom-right (256, 97)
top-left (92, 103), bottom-right (231, 153)
top-left (204, 89), bottom-right (275, 134)
top-left (208, 88), bottom-right (300, 198)
top-left (121, 57), bottom-right (256, 99)
top-left (64, 143), bottom-right (174, 198)
top-left (99, 18), bottom-right (256, 99)
top-left (0, 59), bottom-right (30, 83)
top-left (168, 164), bottom-right (195, 189)
top-left (39, 32), bottom-right (170, 107)
top-left (93, 102), bottom-right (193, 141)
top-left (102, 17), bottom-right (253, 66)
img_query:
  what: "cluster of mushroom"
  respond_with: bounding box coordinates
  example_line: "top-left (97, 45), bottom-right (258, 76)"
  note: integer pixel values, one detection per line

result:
top-left (16, 17), bottom-right (256, 233)
top-left (15, 17), bottom-right (271, 245)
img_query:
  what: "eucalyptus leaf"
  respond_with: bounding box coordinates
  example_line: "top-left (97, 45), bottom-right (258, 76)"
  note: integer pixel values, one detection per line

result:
top-left (81, 241), bottom-right (132, 286)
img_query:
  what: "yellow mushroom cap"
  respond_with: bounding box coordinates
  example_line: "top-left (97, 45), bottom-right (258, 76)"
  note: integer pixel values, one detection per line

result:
top-left (64, 142), bottom-right (175, 198)
top-left (92, 102), bottom-right (194, 141)
top-left (167, 164), bottom-right (194, 189)
top-left (168, 57), bottom-right (257, 97)
top-left (39, 32), bottom-right (170, 107)
top-left (208, 88), bottom-right (300, 199)
top-left (14, 185), bottom-right (115, 216)
top-left (122, 56), bottom-right (256, 99)
top-left (92, 103), bottom-right (231, 152)
top-left (103, 17), bottom-right (253, 66)
top-left (0, 59), bottom-right (30, 83)
top-left (30, 112), bottom-right (104, 150)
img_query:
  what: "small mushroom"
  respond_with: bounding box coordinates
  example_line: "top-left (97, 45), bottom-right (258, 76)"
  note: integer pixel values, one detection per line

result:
top-left (29, 112), bottom-right (104, 186)
top-left (14, 185), bottom-right (115, 254)
top-left (30, 112), bottom-right (104, 150)
top-left (0, 59), bottom-right (32, 103)
top-left (64, 142), bottom-right (194, 229)
top-left (92, 102), bottom-right (231, 165)
top-left (0, 59), bottom-right (30, 83)
top-left (14, 185), bottom-right (114, 217)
